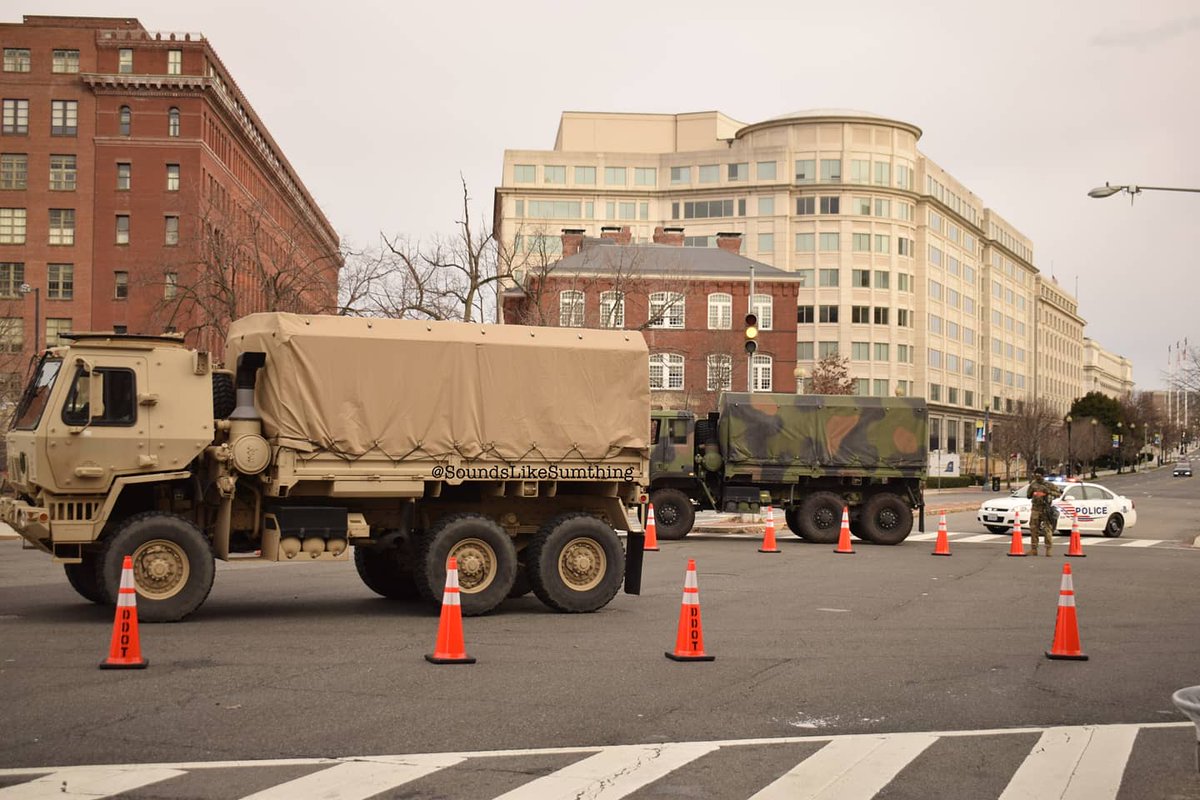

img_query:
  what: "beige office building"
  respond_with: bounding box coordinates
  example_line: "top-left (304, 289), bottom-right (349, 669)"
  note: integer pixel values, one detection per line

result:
top-left (1035, 277), bottom-right (1085, 415)
top-left (495, 109), bottom-right (1110, 455)
top-left (1083, 338), bottom-right (1134, 400)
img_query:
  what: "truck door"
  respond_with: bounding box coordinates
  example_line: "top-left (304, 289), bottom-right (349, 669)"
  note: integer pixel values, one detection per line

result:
top-left (49, 355), bottom-right (149, 491)
top-left (650, 415), bottom-right (694, 479)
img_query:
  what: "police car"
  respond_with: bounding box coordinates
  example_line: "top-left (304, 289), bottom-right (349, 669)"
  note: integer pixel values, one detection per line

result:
top-left (976, 479), bottom-right (1137, 538)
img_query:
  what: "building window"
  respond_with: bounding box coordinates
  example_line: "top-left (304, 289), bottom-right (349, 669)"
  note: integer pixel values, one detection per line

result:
top-left (670, 166), bottom-right (690, 185)
top-left (797, 341), bottom-right (814, 360)
top-left (707, 354), bottom-right (732, 392)
top-left (49, 155), bottom-right (76, 190)
top-left (797, 305), bottom-right (815, 324)
top-left (795, 159), bottom-right (816, 183)
top-left (164, 216), bottom-right (179, 245)
top-left (929, 349), bottom-right (943, 368)
top-left (819, 304), bottom-right (839, 323)
top-left (2, 99), bottom-right (29, 134)
top-left (599, 291), bottom-right (624, 328)
top-left (752, 293), bottom-right (773, 330)
top-left (543, 165), bottom-right (566, 184)
top-left (850, 159), bottom-right (870, 184)
top-left (853, 197), bottom-right (872, 215)
top-left (897, 309), bottom-right (912, 327)
top-left (818, 340), bottom-right (839, 357)
top-left (682, 198), bottom-right (734, 219)
top-left (116, 162), bottom-right (131, 190)
top-left (707, 293), bottom-right (732, 330)
top-left (48, 209), bottom-right (74, 245)
top-left (573, 166), bottom-right (595, 185)
top-left (698, 164), bottom-right (719, 183)
top-left (166, 164), bottom-right (180, 191)
top-left (0, 261), bottom-right (24, 296)
top-left (559, 290), bottom-right (584, 327)
top-left (819, 196), bottom-right (840, 214)
top-left (167, 49), bottom-right (182, 75)
top-left (0, 153), bottom-right (27, 189)
top-left (751, 354), bottom-right (773, 391)
top-left (649, 353), bottom-right (684, 391)
top-left (820, 159), bottom-right (842, 182)
top-left (896, 164), bottom-right (912, 190)
top-left (0, 316), bottom-right (23, 352)
top-left (168, 107), bottom-right (180, 137)
top-left (873, 307), bottom-right (889, 325)
top-left (47, 263), bottom-right (73, 300)
top-left (0, 208), bottom-right (26, 243)
top-left (819, 268), bottom-right (839, 287)
top-left (851, 341), bottom-right (870, 360)
top-left (113, 325), bottom-right (127, 334)
top-left (3, 49), bottom-right (31, 72)
top-left (874, 161), bottom-right (891, 186)
top-left (874, 270), bottom-right (890, 289)
top-left (874, 342), bottom-right (890, 361)
top-left (758, 196), bottom-right (775, 216)
top-left (634, 167), bottom-right (656, 186)
top-left (164, 272), bottom-right (178, 299)
top-left (115, 215), bottom-right (130, 245)
top-left (513, 164), bottom-right (535, 183)
top-left (728, 163), bottom-right (748, 181)
top-left (648, 291), bottom-right (685, 329)
top-left (873, 379), bottom-right (889, 396)
top-left (796, 196), bottom-right (815, 215)
top-left (118, 106), bottom-right (131, 136)
top-left (46, 318), bottom-right (73, 346)
top-left (851, 305), bottom-right (870, 324)
top-left (819, 233), bottom-right (840, 252)
top-left (604, 166), bottom-right (626, 186)
top-left (114, 271), bottom-right (129, 299)
top-left (929, 384), bottom-right (942, 402)
top-left (757, 232), bottom-right (774, 253)
top-left (852, 235), bottom-right (871, 253)
top-left (795, 232), bottom-right (814, 252)
top-left (897, 237), bottom-right (913, 257)
top-left (118, 49), bottom-right (133, 73)
top-left (757, 161), bottom-right (777, 180)
top-left (850, 268), bottom-right (870, 287)
top-left (52, 49), bottom-right (80, 73)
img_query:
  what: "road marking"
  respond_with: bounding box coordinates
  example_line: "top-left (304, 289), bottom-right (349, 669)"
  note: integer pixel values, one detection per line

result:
top-left (491, 742), bottom-right (719, 799)
top-left (957, 534), bottom-right (1006, 543)
top-left (748, 733), bottom-right (937, 799)
top-left (0, 766), bottom-right (186, 799)
top-left (1117, 539), bottom-right (1157, 548)
top-left (999, 724), bottom-right (1138, 800)
top-left (238, 754), bottom-right (465, 800)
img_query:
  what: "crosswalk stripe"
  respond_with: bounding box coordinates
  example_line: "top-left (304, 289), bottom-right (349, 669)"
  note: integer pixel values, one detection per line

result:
top-left (747, 733), bottom-right (937, 800)
top-left (237, 754), bottom-right (464, 800)
top-left (908, 533), bottom-right (937, 541)
top-left (490, 742), bottom-right (718, 799)
top-left (957, 534), bottom-right (1005, 543)
top-left (999, 725), bottom-right (1139, 800)
top-left (1117, 539), bottom-right (1157, 547)
top-left (0, 766), bottom-right (186, 799)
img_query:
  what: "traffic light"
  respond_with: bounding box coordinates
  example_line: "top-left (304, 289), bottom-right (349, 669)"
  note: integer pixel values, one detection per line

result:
top-left (744, 313), bottom-right (758, 354)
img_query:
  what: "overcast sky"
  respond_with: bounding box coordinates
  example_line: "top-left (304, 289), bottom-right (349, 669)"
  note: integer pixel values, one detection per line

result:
top-left (13, 0), bottom-right (1198, 389)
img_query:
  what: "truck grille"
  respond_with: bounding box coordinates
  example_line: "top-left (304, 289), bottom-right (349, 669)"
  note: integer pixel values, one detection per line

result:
top-left (50, 500), bottom-right (100, 522)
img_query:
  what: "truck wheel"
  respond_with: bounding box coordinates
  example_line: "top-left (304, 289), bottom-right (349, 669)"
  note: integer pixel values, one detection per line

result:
top-left (64, 552), bottom-right (106, 604)
top-left (795, 492), bottom-right (845, 543)
top-left (784, 507), bottom-right (804, 538)
top-left (858, 493), bottom-right (914, 545)
top-left (353, 545), bottom-right (420, 600)
top-left (98, 513), bottom-right (215, 623)
top-left (212, 371), bottom-right (236, 419)
top-left (527, 512), bottom-right (624, 613)
top-left (415, 514), bottom-right (516, 616)
top-left (650, 488), bottom-right (695, 540)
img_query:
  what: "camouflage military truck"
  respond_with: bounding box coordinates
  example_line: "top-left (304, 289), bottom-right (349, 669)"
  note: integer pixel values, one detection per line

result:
top-left (2, 313), bottom-right (648, 621)
top-left (650, 393), bottom-right (927, 543)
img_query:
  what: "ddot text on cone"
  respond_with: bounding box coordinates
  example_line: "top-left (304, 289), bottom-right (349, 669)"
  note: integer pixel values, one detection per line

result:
top-left (100, 555), bottom-right (148, 670)
top-left (665, 558), bottom-right (714, 662)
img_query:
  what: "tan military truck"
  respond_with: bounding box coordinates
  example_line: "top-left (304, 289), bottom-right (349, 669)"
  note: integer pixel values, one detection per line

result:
top-left (2, 313), bottom-right (648, 621)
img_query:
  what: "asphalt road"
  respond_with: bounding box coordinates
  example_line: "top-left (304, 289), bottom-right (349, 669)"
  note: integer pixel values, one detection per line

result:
top-left (0, 468), bottom-right (1198, 798)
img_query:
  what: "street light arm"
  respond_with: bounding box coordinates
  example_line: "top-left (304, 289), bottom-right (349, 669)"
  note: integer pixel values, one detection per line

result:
top-left (1088, 182), bottom-right (1200, 200)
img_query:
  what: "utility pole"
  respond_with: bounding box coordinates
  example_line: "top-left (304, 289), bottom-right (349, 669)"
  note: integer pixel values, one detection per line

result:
top-left (983, 407), bottom-right (991, 490)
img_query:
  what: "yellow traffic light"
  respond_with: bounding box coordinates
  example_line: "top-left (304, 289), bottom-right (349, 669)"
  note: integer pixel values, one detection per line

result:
top-left (744, 313), bottom-right (758, 354)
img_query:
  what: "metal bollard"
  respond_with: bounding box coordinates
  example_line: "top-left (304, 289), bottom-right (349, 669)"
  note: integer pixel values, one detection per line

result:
top-left (1172, 686), bottom-right (1200, 772)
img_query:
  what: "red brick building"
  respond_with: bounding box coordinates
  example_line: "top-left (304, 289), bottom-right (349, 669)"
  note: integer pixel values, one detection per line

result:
top-left (503, 226), bottom-right (802, 409)
top-left (0, 15), bottom-right (339, 384)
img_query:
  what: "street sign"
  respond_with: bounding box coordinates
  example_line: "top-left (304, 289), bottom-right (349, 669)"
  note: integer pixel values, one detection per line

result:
top-left (1112, 434), bottom-right (1120, 449)
top-left (975, 420), bottom-right (985, 443)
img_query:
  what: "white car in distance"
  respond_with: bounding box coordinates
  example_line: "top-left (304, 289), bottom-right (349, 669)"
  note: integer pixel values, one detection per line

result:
top-left (976, 480), bottom-right (1136, 538)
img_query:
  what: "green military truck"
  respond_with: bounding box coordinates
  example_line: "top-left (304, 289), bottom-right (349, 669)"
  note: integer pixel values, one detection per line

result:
top-left (2, 313), bottom-right (648, 621)
top-left (650, 393), bottom-right (927, 544)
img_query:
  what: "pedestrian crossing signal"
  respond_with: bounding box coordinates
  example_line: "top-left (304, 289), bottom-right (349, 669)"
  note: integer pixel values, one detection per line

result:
top-left (744, 313), bottom-right (758, 355)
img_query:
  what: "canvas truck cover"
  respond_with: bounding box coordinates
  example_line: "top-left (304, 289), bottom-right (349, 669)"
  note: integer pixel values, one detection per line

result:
top-left (718, 393), bottom-right (927, 476)
top-left (225, 313), bottom-right (650, 465)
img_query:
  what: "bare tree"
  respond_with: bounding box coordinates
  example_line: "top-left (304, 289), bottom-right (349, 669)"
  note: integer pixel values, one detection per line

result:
top-left (808, 352), bottom-right (855, 395)
top-left (422, 177), bottom-right (505, 323)
top-left (1006, 397), bottom-right (1062, 474)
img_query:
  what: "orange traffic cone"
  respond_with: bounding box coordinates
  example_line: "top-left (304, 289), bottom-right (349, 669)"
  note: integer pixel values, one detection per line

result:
top-left (99, 555), bottom-right (148, 670)
top-left (1066, 516), bottom-right (1086, 558)
top-left (425, 556), bottom-right (476, 664)
top-left (1046, 563), bottom-right (1088, 660)
top-left (759, 505), bottom-right (780, 553)
top-left (932, 510), bottom-right (952, 556)
top-left (644, 504), bottom-right (660, 552)
top-left (1007, 510), bottom-right (1026, 557)
top-left (834, 506), bottom-right (855, 554)
top-left (665, 559), bottom-right (714, 661)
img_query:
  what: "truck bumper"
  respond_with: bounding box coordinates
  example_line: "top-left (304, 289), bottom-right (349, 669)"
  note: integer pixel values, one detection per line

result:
top-left (0, 495), bottom-right (51, 544)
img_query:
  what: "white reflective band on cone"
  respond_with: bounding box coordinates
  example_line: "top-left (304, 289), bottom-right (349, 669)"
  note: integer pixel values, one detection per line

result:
top-left (1059, 594), bottom-right (1076, 607)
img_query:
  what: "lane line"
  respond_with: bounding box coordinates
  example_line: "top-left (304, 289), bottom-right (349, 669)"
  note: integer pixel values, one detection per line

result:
top-left (491, 742), bottom-right (719, 799)
top-left (238, 754), bottom-right (465, 800)
top-left (748, 733), bottom-right (937, 800)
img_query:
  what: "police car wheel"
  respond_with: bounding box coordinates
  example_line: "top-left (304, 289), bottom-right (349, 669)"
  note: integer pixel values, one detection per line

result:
top-left (1103, 513), bottom-right (1124, 538)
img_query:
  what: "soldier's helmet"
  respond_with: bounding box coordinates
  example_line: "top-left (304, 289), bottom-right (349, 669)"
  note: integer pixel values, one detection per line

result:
top-left (1034, 467), bottom-right (1046, 477)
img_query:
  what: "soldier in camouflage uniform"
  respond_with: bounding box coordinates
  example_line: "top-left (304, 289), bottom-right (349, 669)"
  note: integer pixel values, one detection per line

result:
top-left (1025, 467), bottom-right (1061, 556)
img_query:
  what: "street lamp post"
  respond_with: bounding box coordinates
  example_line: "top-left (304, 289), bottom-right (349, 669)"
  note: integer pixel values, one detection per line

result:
top-left (18, 283), bottom-right (39, 354)
top-left (1116, 422), bottom-right (1123, 473)
top-left (1129, 422), bottom-right (1137, 472)
top-left (1065, 415), bottom-right (1073, 478)
top-left (1087, 183), bottom-right (1200, 202)
top-left (793, 366), bottom-right (805, 395)
top-left (1090, 418), bottom-right (1098, 478)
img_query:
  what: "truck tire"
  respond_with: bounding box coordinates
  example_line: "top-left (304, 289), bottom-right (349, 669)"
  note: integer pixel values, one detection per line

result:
top-left (353, 545), bottom-right (420, 600)
top-left (64, 553), bottom-right (106, 604)
top-left (212, 371), bottom-right (236, 419)
top-left (784, 507), bottom-right (804, 537)
top-left (415, 513), bottom-right (517, 616)
top-left (97, 512), bottom-right (216, 623)
top-left (527, 512), bottom-right (624, 613)
top-left (858, 493), bottom-right (914, 545)
top-left (650, 488), bottom-right (695, 539)
top-left (794, 492), bottom-right (845, 543)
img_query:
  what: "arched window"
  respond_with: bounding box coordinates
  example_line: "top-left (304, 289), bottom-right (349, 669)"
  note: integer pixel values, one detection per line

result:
top-left (751, 354), bottom-right (773, 391)
top-left (707, 292), bottom-right (731, 330)
top-left (649, 353), bottom-right (685, 391)
top-left (118, 105), bottom-right (131, 136)
top-left (706, 354), bottom-right (732, 392)
top-left (559, 290), bottom-right (584, 328)
top-left (648, 291), bottom-right (685, 329)
top-left (168, 107), bottom-right (180, 137)
top-left (752, 293), bottom-right (773, 330)
top-left (598, 291), bottom-right (624, 329)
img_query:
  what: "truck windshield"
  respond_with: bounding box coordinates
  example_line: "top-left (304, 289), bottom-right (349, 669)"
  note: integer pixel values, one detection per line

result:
top-left (12, 357), bottom-right (63, 430)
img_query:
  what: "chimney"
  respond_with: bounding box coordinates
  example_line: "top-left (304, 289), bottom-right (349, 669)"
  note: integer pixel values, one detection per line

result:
top-left (716, 231), bottom-right (743, 254)
top-left (652, 226), bottom-right (685, 246)
top-left (560, 228), bottom-right (586, 257)
top-left (600, 225), bottom-right (632, 245)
